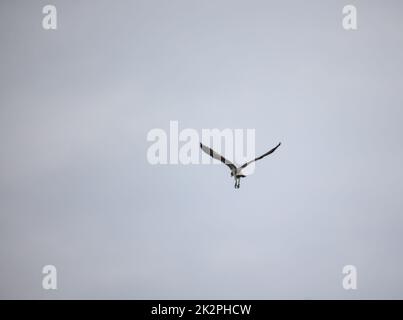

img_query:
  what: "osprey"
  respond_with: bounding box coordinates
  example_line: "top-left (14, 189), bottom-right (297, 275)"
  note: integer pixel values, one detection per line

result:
top-left (200, 142), bottom-right (281, 189)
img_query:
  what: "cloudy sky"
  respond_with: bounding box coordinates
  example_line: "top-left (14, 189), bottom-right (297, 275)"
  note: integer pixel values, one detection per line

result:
top-left (1, 0), bottom-right (403, 299)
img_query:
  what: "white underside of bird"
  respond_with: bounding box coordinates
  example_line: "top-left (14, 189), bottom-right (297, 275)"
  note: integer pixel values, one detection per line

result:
top-left (200, 142), bottom-right (281, 189)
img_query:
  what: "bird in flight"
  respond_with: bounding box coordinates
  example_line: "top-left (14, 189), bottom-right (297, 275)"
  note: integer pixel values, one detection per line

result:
top-left (200, 142), bottom-right (281, 189)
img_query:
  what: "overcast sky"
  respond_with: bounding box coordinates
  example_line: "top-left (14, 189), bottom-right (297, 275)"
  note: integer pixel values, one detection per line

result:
top-left (1, 0), bottom-right (403, 299)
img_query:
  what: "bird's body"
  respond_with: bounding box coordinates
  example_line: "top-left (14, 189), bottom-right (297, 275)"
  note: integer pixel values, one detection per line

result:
top-left (232, 168), bottom-right (246, 178)
top-left (200, 142), bottom-right (281, 189)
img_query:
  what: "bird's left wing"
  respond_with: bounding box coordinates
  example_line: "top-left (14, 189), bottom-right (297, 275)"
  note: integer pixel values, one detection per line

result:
top-left (200, 143), bottom-right (237, 171)
top-left (240, 142), bottom-right (281, 169)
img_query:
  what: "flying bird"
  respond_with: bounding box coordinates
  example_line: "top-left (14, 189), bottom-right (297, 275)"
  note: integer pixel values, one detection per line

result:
top-left (200, 142), bottom-right (281, 189)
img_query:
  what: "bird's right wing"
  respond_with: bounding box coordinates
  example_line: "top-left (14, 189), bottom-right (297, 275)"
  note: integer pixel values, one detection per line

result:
top-left (200, 143), bottom-right (237, 171)
top-left (240, 142), bottom-right (281, 169)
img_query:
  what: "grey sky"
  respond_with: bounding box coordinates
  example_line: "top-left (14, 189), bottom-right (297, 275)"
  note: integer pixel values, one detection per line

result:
top-left (1, 0), bottom-right (403, 299)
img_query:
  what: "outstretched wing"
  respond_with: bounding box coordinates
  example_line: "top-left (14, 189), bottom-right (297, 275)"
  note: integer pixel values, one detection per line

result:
top-left (200, 143), bottom-right (237, 171)
top-left (240, 142), bottom-right (281, 169)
